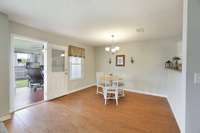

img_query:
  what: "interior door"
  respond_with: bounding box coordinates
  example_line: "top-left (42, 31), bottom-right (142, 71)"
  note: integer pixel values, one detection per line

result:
top-left (47, 44), bottom-right (68, 100)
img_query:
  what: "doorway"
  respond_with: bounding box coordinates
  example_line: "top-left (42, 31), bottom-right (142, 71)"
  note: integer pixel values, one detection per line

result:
top-left (10, 35), bottom-right (69, 111)
top-left (10, 35), bottom-right (48, 111)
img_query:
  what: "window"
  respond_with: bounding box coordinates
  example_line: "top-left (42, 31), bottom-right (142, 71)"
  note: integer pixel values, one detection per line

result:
top-left (52, 49), bottom-right (65, 72)
top-left (69, 56), bottom-right (83, 80)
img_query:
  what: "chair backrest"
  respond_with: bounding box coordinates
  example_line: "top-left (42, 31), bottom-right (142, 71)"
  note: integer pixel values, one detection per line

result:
top-left (27, 68), bottom-right (43, 83)
top-left (112, 74), bottom-right (125, 86)
top-left (112, 80), bottom-right (119, 90)
top-left (103, 76), bottom-right (112, 92)
top-left (104, 79), bottom-right (111, 88)
top-left (26, 62), bottom-right (40, 69)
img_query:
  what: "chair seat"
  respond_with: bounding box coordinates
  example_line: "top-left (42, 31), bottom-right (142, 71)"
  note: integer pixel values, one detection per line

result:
top-left (106, 90), bottom-right (116, 93)
top-left (106, 88), bottom-right (123, 93)
top-left (99, 83), bottom-right (105, 86)
top-left (99, 83), bottom-right (124, 87)
top-left (98, 83), bottom-right (111, 87)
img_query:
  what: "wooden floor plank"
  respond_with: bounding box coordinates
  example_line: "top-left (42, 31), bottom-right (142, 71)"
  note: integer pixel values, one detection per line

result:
top-left (4, 86), bottom-right (180, 133)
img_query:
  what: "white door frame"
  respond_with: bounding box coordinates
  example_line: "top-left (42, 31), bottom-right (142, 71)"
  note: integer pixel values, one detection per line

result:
top-left (10, 34), bottom-right (48, 112)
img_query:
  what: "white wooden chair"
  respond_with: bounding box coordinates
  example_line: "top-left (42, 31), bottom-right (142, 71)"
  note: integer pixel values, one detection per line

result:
top-left (113, 74), bottom-right (125, 97)
top-left (103, 76), bottom-right (120, 105)
top-left (96, 72), bottom-right (105, 94)
top-left (117, 81), bottom-right (125, 97)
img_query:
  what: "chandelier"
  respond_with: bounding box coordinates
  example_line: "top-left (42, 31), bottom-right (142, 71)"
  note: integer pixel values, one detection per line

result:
top-left (105, 35), bottom-right (120, 54)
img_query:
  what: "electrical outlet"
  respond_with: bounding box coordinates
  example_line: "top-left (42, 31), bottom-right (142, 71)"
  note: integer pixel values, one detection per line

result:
top-left (194, 73), bottom-right (200, 84)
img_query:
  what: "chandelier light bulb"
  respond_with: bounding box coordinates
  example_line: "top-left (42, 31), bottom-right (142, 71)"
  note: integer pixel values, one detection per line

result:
top-left (115, 46), bottom-right (120, 51)
top-left (105, 35), bottom-right (120, 53)
top-left (105, 47), bottom-right (110, 52)
top-left (111, 48), bottom-right (116, 53)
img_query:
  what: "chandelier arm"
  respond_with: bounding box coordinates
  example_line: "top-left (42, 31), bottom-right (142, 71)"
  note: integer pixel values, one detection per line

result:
top-left (105, 34), bottom-right (120, 54)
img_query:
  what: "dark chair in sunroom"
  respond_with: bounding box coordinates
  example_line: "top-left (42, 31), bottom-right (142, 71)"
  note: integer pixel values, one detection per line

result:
top-left (27, 68), bottom-right (43, 91)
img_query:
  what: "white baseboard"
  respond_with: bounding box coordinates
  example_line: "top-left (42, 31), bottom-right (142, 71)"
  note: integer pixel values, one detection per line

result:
top-left (124, 88), bottom-right (167, 98)
top-left (165, 97), bottom-right (183, 133)
top-left (66, 83), bottom-right (96, 95)
top-left (48, 83), bottom-right (96, 101)
top-left (0, 113), bottom-right (11, 122)
top-left (14, 83), bottom-right (95, 112)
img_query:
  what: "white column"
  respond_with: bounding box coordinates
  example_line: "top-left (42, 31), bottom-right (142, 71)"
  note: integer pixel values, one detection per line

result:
top-left (184, 0), bottom-right (200, 132)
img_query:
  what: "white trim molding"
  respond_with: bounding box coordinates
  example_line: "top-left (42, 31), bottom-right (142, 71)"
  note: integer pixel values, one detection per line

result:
top-left (0, 113), bottom-right (11, 122)
top-left (165, 97), bottom-right (183, 133)
top-left (67, 83), bottom-right (96, 95)
top-left (124, 88), bottom-right (167, 98)
top-left (48, 83), bottom-right (96, 101)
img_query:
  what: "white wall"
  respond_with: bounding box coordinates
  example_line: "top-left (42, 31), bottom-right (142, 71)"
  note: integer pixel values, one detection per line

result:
top-left (95, 37), bottom-right (185, 132)
top-left (10, 21), bottom-right (96, 91)
top-left (95, 38), bottom-right (181, 93)
top-left (0, 13), bottom-right (10, 117)
top-left (184, 0), bottom-right (200, 132)
top-left (163, 68), bottom-right (185, 133)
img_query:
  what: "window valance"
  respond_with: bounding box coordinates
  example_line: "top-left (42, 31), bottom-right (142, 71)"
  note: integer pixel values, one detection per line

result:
top-left (68, 45), bottom-right (85, 58)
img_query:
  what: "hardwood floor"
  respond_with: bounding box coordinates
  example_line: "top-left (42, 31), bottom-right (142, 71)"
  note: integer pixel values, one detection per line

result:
top-left (4, 86), bottom-right (180, 133)
top-left (15, 87), bottom-right (43, 110)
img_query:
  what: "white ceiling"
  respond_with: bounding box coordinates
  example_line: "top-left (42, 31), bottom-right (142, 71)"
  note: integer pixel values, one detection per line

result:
top-left (0, 0), bottom-right (183, 46)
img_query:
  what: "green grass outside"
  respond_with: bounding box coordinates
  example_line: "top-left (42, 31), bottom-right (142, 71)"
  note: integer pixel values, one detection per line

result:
top-left (16, 79), bottom-right (28, 88)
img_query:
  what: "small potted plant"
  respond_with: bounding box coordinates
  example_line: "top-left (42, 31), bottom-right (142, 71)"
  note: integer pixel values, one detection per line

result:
top-left (165, 60), bottom-right (173, 68)
top-left (172, 56), bottom-right (181, 69)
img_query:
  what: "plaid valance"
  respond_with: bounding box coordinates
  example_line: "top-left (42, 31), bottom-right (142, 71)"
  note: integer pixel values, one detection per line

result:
top-left (68, 45), bottom-right (85, 58)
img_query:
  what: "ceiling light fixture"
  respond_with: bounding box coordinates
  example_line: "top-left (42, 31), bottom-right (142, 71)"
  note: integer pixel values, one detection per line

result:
top-left (60, 54), bottom-right (65, 57)
top-left (105, 35), bottom-right (120, 54)
top-left (136, 28), bottom-right (144, 33)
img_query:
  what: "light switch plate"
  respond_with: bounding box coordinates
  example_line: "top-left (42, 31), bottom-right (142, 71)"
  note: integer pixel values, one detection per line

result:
top-left (194, 73), bottom-right (200, 84)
